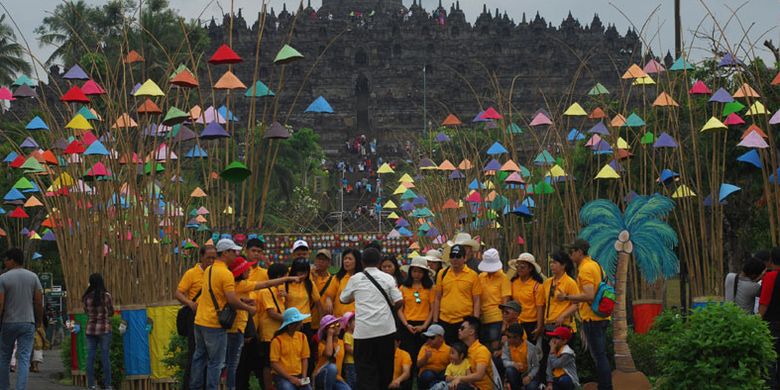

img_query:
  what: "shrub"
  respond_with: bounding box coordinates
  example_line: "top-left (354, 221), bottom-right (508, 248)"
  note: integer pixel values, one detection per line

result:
top-left (656, 303), bottom-right (776, 389)
top-left (628, 309), bottom-right (684, 378)
top-left (162, 334), bottom-right (188, 387)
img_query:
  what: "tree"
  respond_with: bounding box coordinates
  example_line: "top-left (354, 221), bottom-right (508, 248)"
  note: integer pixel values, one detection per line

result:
top-left (578, 195), bottom-right (679, 375)
top-left (0, 14), bottom-right (31, 85)
top-left (34, 0), bottom-right (99, 66)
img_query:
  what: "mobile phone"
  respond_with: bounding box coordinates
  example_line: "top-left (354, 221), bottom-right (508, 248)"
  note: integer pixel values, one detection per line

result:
top-left (300, 377), bottom-right (311, 385)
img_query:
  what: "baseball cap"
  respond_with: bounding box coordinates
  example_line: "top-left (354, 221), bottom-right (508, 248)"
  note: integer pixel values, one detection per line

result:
top-left (498, 300), bottom-right (521, 313)
top-left (216, 238), bottom-right (242, 253)
top-left (229, 257), bottom-right (257, 277)
top-left (546, 326), bottom-right (572, 341)
top-left (450, 244), bottom-right (466, 259)
top-left (422, 324), bottom-right (445, 338)
top-left (315, 249), bottom-right (332, 260)
top-left (566, 238), bottom-right (590, 253)
top-left (292, 239), bottom-right (309, 252)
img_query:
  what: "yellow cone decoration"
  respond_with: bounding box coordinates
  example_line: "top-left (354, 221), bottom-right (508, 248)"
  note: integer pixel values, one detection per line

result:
top-left (377, 163), bottom-right (394, 174)
top-left (65, 114), bottom-right (93, 130)
top-left (383, 200), bottom-right (397, 209)
top-left (746, 101), bottom-right (767, 116)
top-left (701, 117), bottom-right (727, 132)
top-left (595, 164), bottom-right (620, 179)
top-left (672, 185), bottom-right (696, 198)
top-left (398, 173), bottom-right (414, 183)
top-left (134, 79), bottom-right (165, 97)
top-left (563, 102), bottom-right (587, 116)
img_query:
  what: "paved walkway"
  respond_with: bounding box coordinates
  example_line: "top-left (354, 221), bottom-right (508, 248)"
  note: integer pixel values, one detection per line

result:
top-left (22, 349), bottom-right (72, 389)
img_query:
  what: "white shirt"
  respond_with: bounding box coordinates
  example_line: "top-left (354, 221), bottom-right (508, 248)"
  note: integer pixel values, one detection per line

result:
top-left (340, 267), bottom-right (403, 339)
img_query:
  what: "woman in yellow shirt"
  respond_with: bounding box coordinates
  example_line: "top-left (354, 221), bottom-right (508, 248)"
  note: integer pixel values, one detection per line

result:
top-left (330, 248), bottom-right (363, 316)
top-left (270, 308), bottom-right (312, 389)
top-left (285, 258), bottom-right (323, 376)
top-left (313, 315), bottom-right (350, 390)
top-left (509, 253), bottom-right (546, 343)
top-left (477, 248), bottom-right (511, 352)
top-left (539, 251), bottom-right (579, 386)
top-left (397, 257), bottom-right (435, 378)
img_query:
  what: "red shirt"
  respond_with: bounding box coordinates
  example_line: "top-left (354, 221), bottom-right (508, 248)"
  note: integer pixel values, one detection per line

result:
top-left (760, 270), bottom-right (778, 306)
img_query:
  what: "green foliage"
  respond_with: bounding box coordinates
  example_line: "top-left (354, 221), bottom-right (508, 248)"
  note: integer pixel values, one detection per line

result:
top-left (656, 303), bottom-right (776, 389)
top-left (60, 329), bottom-right (71, 376)
top-left (0, 14), bottom-right (31, 85)
top-left (162, 333), bottom-right (187, 387)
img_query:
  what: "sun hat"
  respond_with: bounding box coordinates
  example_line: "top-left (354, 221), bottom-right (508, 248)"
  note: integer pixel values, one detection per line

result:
top-left (315, 248), bottom-right (332, 261)
top-left (317, 314), bottom-right (341, 341)
top-left (478, 248), bottom-right (502, 273)
top-left (498, 300), bottom-right (521, 313)
top-left (216, 238), bottom-right (242, 253)
top-left (422, 324), bottom-right (445, 338)
top-left (508, 252), bottom-right (543, 275)
top-left (278, 307), bottom-right (310, 331)
top-left (339, 311), bottom-right (355, 329)
top-left (424, 249), bottom-right (444, 263)
top-left (546, 326), bottom-right (572, 342)
top-left (447, 232), bottom-right (480, 250)
top-left (229, 257), bottom-right (257, 277)
top-left (292, 239), bottom-right (309, 252)
top-left (408, 256), bottom-right (435, 276)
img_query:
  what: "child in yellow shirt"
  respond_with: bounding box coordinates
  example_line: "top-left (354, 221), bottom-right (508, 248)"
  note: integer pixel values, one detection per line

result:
top-left (340, 312), bottom-right (356, 388)
top-left (390, 337), bottom-right (412, 389)
top-left (430, 341), bottom-right (471, 390)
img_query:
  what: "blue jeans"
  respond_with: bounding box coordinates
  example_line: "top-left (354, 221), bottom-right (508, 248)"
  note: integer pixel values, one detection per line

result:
top-left (190, 325), bottom-right (228, 390)
top-left (86, 333), bottom-right (112, 388)
top-left (273, 375), bottom-right (312, 390)
top-left (417, 369), bottom-right (444, 389)
top-left (343, 363), bottom-right (356, 388)
top-left (0, 323), bottom-right (34, 390)
top-left (225, 332), bottom-right (244, 390)
top-left (315, 363), bottom-right (351, 390)
top-left (583, 320), bottom-right (613, 390)
top-left (552, 374), bottom-right (575, 390)
top-left (505, 366), bottom-right (539, 390)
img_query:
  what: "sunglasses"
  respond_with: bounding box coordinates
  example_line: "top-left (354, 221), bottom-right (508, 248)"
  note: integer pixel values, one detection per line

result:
top-left (413, 291), bottom-right (421, 304)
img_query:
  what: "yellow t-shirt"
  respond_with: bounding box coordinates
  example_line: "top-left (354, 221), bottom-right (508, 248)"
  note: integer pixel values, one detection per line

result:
top-left (343, 332), bottom-right (354, 364)
top-left (511, 277), bottom-right (545, 323)
top-left (331, 275), bottom-right (355, 316)
top-left (479, 271), bottom-right (511, 324)
top-left (177, 264), bottom-right (205, 300)
top-left (315, 338), bottom-right (346, 381)
top-left (467, 341), bottom-right (494, 390)
top-left (285, 281), bottom-right (321, 325)
top-left (393, 348), bottom-right (412, 381)
top-left (508, 342), bottom-right (528, 369)
top-left (230, 280), bottom-right (256, 333)
top-left (542, 274), bottom-right (579, 328)
top-left (257, 287), bottom-right (285, 341)
top-left (249, 266), bottom-right (269, 283)
top-left (436, 267), bottom-right (482, 323)
top-left (400, 285), bottom-right (435, 322)
top-left (311, 272), bottom-right (335, 327)
top-left (194, 261), bottom-right (235, 328)
top-left (577, 257), bottom-right (610, 321)
top-left (552, 349), bottom-right (566, 377)
top-left (270, 331), bottom-right (310, 376)
top-left (417, 343), bottom-right (450, 373)
top-left (445, 360), bottom-right (471, 377)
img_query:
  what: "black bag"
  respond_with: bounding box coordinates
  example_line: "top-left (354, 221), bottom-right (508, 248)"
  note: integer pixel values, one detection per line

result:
top-left (176, 289), bottom-right (201, 336)
top-left (208, 266), bottom-right (237, 329)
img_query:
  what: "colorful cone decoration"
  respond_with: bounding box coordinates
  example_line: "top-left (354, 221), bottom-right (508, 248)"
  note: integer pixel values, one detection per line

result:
top-left (124, 50), bottom-right (144, 64)
top-left (162, 107), bottom-right (189, 125)
top-left (63, 64), bottom-right (89, 80)
top-left (209, 44), bottom-right (243, 64)
top-left (263, 122), bottom-right (290, 139)
top-left (133, 79), bottom-right (165, 97)
top-left (595, 164), bottom-right (620, 179)
top-left (170, 69), bottom-right (199, 88)
top-left (563, 102), bottom-right (587, 116)
top-left (672, 185), bottom-right (696, 198)
top-left (60, 86), bottom-right (90, 103)
top-left (441, 114), bottom-right (462, 126)
top-left (214, 70), bottom-right (246, 90)
top-left (137, 99), bottom-right (162, 114)
top-left (305, 96), bottom-right (334, 113)
top-left (274, 44), bottom-right (304, 64)
top-left (245, 81), bottom-right (274, 97)
top-left (220, 161), bottom-right (251, 183)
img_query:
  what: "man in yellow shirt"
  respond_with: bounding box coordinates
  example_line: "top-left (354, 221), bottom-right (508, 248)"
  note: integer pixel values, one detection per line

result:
top-left (237, 238), bottom-right (268, 388)
top-left (191, 239), bottom-right (257, 390)
top-left (417, 324), bottom-right (450, 389)
top-left (559, 239), bottom-right (613, 390)
top-left (174, 245), bottom-right (215, 389)
top-left (434, 245), bottom-right (482, 345)
top-left (452, 316), bottom-right (493, 390)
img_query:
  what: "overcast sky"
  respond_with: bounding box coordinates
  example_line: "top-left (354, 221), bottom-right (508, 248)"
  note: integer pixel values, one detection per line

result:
top-left (2, 0), bottom-right (777, 79)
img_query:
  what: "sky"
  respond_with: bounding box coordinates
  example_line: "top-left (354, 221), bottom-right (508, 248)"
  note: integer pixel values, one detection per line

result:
top-left (1, 0), bottom-right (777, 79)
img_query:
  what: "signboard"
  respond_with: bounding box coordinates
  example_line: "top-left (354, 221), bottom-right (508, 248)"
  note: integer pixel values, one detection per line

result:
top-left (39, 273), bottom-right (52, 289)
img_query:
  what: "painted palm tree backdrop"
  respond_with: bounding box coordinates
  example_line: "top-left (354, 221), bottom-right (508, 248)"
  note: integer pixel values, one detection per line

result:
top-left (578, 194), bottom-right (679, 374)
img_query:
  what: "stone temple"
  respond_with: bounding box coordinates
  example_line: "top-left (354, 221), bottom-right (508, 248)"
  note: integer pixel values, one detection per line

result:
top-left (206, 0), bottom-right (641, 156)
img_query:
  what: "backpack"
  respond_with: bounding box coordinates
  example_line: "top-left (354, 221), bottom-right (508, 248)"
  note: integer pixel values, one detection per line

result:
top-left (590, 264), bottom-right (616, 318)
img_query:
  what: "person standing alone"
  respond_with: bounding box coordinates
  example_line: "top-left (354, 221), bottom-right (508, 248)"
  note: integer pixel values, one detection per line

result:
top-left (83, 273), bottom-right (114, 390)
top-left (0, 248), bottom-right (43, 390)
top-left (340, 248), bottom-right (403, 390)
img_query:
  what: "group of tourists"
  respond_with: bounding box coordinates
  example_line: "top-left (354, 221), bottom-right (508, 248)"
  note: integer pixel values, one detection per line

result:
top-left (174, 233), bottom-right (617, 390)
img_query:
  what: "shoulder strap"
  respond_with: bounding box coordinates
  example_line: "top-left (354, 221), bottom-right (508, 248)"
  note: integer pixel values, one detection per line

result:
top-left (732, 273), bottom-right (740, 300)
top-left (441, 266), bottom-right (450, 281)
top-left (268, 287), bottom-right (281, 313)
top-left (319, 275), bottom-right (335, 297)
top-left (545, 279), bottom-right (556, 321)
top-left (207, 267), bottom-right (220, 311)
top-left (193, 289), bottom-right (202, 301)
top-left (363, 271), bottom-right (397, 315)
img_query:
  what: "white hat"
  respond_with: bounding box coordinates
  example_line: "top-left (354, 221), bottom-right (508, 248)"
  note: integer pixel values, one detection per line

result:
top-left (447, 232), bottom-right (480, 250)
top-left (216, 238), bottom-right (242, 253)
top-left (424, 249), bottom-right (444, 263)
top-left (508, 252), bottom-right (543, 275)
top-left (478, 248), bottom-right (502, 273)
top-left (292, 239), bottom-right (309, 252)
top-left (408, 256), bottom-right (435, 276)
